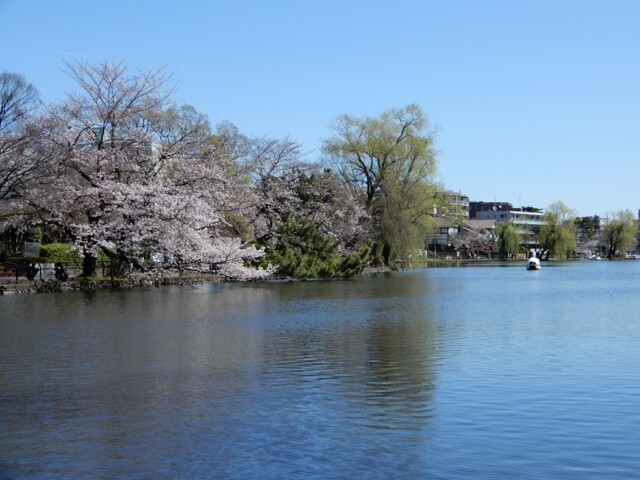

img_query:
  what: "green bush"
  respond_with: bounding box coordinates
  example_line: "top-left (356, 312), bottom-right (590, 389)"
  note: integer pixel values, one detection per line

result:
top-left (261, 213), bottom-right (369, 279)
top-left (40, 243), bottom-right (84, 266)
top-left (40, 243), bottom-right (113, 270)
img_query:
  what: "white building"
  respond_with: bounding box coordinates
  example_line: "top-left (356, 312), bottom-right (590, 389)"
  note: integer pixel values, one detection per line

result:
top-left (475, 208), bottom-right (546, 228)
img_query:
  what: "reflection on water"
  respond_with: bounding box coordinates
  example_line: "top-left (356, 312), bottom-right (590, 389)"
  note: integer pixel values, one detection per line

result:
top-left (1, 262), bottom-right (640, 478)
top-left (260, 275), bottom-right (439, 438)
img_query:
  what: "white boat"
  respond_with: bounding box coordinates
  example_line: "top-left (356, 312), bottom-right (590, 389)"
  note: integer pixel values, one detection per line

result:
top-left (527, 256), bottom-right (541, 270)
top-left (589, 254), bottom-right (601, 260)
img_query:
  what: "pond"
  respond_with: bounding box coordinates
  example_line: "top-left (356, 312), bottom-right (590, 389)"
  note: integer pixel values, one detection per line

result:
top-left (1, 261), bottom-right (639, 478)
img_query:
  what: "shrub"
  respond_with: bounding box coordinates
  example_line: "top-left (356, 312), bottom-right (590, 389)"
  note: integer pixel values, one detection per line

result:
top-left (40, 243), bottom-right (84, 266)
top-left (261, 213), bottom-right (369, 279)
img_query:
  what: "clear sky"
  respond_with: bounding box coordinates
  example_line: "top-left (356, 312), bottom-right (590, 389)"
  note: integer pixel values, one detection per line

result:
top-left (1, 0), bottom-right (639, 217)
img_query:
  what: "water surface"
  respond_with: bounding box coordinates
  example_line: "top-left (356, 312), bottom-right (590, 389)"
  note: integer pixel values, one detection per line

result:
top-left (1, 261), bottom-right (639, 478)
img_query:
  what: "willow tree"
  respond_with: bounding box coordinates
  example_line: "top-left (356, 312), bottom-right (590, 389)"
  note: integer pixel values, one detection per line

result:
top-left (539, 201), bottom-right (577, 260)
top-left (322, 104), bottom-right (439, 265)
top-left (602, 210), bottom-right (638, 259)
top-left (494, 221), bottom-right (521, 258)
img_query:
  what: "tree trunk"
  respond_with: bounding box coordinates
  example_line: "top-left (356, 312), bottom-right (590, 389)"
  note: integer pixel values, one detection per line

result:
top-left (381, 242), bottom-right (391, 266)
top-left (82, 249), bottom-right (97, 276)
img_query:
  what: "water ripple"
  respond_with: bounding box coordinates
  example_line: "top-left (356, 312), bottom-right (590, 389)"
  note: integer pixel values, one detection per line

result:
top-left (2, 264), bottom-right (640, 478)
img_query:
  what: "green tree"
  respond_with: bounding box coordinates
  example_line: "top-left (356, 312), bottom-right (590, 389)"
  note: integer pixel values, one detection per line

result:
top-left (574, 215), bottom-right (600, 239)
top-left (148, 103), bottom-right (214, 159)
top-left (602, 210), bottom-right (638, 259)
top-left (539, 201), bottom-right (577, 259)
top-left (262, 212), bottom-right (368, 279)
top-left (322, 104), bottom-right (440, 265)
top-left (574, 215), bottom-right (600, 257)
top-left (494, 221), bottom-right (521, 258)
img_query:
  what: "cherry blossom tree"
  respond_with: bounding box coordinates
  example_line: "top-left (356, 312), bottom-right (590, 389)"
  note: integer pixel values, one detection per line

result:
top-left (451, 225), bottom-right (495, 258)
top-left (239, 141), bottom-right (370, 247)
top-left (224, 133), bottom-right (370, 277)
top-left (13, 62), bottom-right (269, 279)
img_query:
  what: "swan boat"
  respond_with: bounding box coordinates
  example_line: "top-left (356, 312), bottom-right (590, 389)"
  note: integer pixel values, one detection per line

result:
top-left (527, 257), bottom-right (541, 270)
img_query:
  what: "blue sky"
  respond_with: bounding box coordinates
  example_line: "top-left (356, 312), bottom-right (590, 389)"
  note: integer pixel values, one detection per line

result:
top-left (2, 0), bottom-right (639, 217)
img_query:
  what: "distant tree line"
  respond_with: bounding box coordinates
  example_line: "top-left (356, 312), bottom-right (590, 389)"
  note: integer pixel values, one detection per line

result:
top-left (455, 201), bottom-right (638, 260)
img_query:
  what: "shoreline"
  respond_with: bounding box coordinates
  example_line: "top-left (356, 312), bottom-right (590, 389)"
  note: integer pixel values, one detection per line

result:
top-left (0, 272), bottom-right (221, 295)
top-left (0, 258), bottom-right (583, 295)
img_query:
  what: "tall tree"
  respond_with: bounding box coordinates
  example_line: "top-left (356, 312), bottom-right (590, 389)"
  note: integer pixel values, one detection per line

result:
top-left (574, 215), bottom-right (600, 257)
top-left (539, 201), bottom-right (577, 260)
top-left (322, 104), bottom-right (440, 265)
top-left (0, 71), bottom-right (41, 134)
top-left (148, 103), bottom-right (215, 160)
top-left (237, 135), bottom-right (369, 248)
top-left (0, 72), bottom-right (46, 202)
top-left (232, 133), bottom-right (370, 278)
top-left (494, 221), bottom-right (522, 258)
top-left (602, 210), bottom-right (638, 259)
top-left (14, 61), bottom-right (267, 279)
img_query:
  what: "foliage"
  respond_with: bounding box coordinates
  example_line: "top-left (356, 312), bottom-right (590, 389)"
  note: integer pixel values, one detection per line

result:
top-left (3, 61), bottom-right (269, 280)
top-left (451, 224), bottom-right (495, 257)
top-left (322, 104), bottom-right (440, 265)
top-left (375, 176), bottom-right (438, 261)
top-left (494, 221), bottom-right (521, 257)
top-left (574, 215), bottom-right (599, 238)
top-left (21, 59), bottom-right (640, 279)
top-left (246, 156), bottom-right (371, 252)
top-left (244, 157), bottom-right (370, 277)
top-left (539, 201), bottom-right (577, 259)
top-left (39, 243), bottom-right (84, 266)
top-left (541, 226), bottom-right (576, 260)
top-left (262, 212), bottom-right (368, 279)
top-left (148, 104), bottom-right (213, 159)
top-left (1, 64), bottom-right (511, 280)
top-left (291, 169), bottom-right (370, 252)
top-left (574, 215), bottom-right (600, 257)
top-left (602, 210), bottom-right (638, 259)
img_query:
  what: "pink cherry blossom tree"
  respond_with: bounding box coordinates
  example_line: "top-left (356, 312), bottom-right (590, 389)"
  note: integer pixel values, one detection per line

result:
top-left (238, 136), bottom-right (371, 252)
top-left (232, 135), bottom-right (371, 278)
top-left (13, 62), bottom-right (269, 279)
